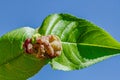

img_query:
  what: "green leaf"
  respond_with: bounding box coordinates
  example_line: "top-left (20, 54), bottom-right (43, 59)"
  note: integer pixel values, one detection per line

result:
top-left (38, 14), bottom-right (120, 71)
top-left (0, 27), bottom-right (48, 80)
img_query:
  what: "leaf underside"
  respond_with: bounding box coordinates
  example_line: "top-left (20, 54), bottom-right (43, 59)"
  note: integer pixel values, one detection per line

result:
top-left (39, 14), bottom-right (120, 71)
top-left (0, 27), bottom-right (48, 80)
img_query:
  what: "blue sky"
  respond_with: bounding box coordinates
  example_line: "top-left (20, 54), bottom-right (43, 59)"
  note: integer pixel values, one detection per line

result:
top-left (0, 0), bottom-right (120, 80)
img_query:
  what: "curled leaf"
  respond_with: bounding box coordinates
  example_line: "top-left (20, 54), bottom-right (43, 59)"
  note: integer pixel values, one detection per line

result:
top-left (38, 14), bottom-right (120, 71)
top-left (0, 27), bottom-right (48, 80)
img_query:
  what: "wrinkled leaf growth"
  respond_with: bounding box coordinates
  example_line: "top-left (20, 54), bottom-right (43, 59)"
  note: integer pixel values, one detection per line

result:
top-left (0, 14), bottom-right (120, 79)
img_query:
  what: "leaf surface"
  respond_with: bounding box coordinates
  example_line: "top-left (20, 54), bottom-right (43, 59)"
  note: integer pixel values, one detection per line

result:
top-left (39, 14), bottom-right (120, 71)
top-left (0, 27), bottom-right (47, 80)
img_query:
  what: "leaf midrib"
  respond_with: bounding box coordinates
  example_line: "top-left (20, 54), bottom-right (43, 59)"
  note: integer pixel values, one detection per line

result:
top-left (62, 42), bottom-right (120, 51)
top-left (0, 53), bottom-right (23, 67)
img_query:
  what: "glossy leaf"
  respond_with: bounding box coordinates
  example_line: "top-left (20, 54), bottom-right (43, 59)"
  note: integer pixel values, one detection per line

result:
top-left (0, 27), bottom-right (48, 80)
top-left (38, 14), bottom-right (120, 71)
